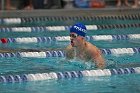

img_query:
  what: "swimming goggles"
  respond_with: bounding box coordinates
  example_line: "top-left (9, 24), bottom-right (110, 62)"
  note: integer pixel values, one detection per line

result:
top-left (70, 33), bottom-right (79, 38)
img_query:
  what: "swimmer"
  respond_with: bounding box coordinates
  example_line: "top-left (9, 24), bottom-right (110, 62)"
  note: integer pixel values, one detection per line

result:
top-left (65, 23), bottom-right (105, 69)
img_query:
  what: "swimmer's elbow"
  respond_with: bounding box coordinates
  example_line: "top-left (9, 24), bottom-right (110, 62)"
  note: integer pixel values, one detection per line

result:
top-left (96, 62), bottom-right (105, 69)
top-left (93, 56), bottom-right (105, 69)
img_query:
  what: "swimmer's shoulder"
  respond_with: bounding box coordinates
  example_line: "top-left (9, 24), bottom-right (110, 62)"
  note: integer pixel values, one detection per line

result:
top-left (86, 42), bottom-right (101, 53)
top-left (86, 42), bottom-right (98, 49)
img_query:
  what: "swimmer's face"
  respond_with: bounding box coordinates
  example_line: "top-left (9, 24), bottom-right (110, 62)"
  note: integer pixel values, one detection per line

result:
top-left (70, 33), bottom-right (83, 47)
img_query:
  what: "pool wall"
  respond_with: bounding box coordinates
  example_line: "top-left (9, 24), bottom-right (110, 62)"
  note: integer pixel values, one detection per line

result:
top-left (0, 8), bottom-right (140, 18)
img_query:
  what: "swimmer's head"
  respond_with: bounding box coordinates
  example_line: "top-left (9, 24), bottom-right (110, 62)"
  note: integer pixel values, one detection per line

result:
top-left (70, 23), bottom-right (87, 37)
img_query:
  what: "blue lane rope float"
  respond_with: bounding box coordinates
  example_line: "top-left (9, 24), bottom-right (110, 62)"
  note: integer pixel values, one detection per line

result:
top-left (0, 47), bottom-right (139, 58)
top-left (0, 67), bottom-right (140, 83)
top-left (1, 34), bottom-right (140, 44)
top-left (0, 23), bottom-right (140, 32)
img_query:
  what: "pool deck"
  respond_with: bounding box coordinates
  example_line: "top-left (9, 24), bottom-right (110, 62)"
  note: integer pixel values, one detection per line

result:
top-left (0, 7), bottom-right (139, 18)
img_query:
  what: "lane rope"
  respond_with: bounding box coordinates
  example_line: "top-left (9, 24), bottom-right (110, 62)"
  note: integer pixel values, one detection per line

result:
top-left (0, 23), bottom-right (140, 32)
top-left (0, 67), bottom-right (139, 83)
top-left (1, 34), bottom-right (140, 44)
top-left (1, 14), bottom-right (140, 24)
top-left (0, 47), bottom-right (139, 58)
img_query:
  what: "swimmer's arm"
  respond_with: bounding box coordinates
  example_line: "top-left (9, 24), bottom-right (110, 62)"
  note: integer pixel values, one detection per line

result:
top-left (91, 49), bottom-right (105, 69)
top-left (65, 45), bottom-right (74, 60)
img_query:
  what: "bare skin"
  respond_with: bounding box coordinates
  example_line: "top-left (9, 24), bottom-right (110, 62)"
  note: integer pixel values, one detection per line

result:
top-left (116, 0), bottom-right (131, 7)
top-left (66, 33), bottom-right (105, 69)
top-left (116, 0), bottom-right (139, 8)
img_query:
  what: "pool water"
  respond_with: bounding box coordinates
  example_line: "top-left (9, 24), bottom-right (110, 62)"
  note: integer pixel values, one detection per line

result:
top-left (0, 74), bottom-right (140, 93)
top-left (0, 41), bottom-right (140, 93)
top-left (0, 17), bottom-right (140, 93)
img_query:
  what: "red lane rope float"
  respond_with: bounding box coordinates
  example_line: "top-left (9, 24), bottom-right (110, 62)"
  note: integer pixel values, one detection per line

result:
top-left (1, 38), bottom-right (8, 44)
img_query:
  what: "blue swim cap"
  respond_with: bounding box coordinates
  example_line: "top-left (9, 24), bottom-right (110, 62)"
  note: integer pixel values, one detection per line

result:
top-left (70, 23), bottom-right (87, 37)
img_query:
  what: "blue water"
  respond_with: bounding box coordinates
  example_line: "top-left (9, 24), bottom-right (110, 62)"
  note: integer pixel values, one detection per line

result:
top-left (0, 22), bottom-right (140, 92)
